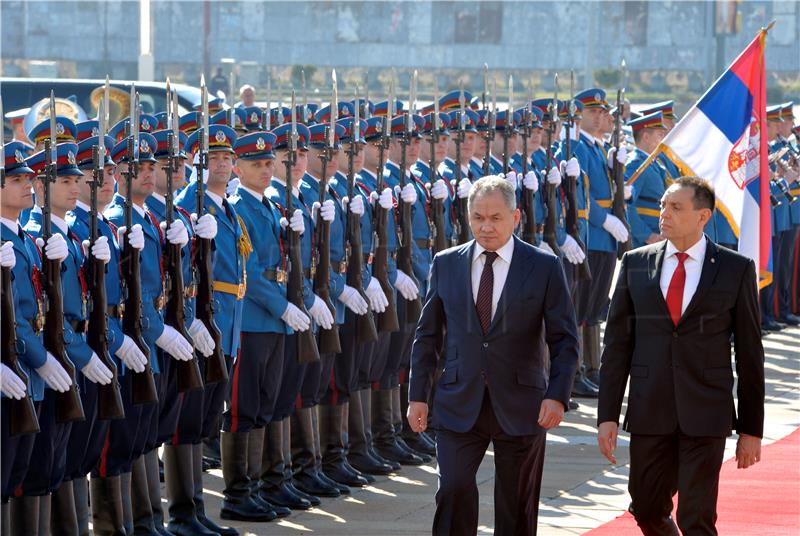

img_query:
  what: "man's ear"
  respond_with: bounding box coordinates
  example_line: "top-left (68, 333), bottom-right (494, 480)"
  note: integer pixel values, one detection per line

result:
top-left (699, 208), bottom-right (713, 227)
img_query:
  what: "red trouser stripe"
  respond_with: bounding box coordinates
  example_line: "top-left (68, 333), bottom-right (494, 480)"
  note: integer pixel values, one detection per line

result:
top-left (230, 334), bottom-right (244, 433)
top-left (329, 365), bottom-right (338, 406)
top-left (98, 428), bottom-right (112, 478)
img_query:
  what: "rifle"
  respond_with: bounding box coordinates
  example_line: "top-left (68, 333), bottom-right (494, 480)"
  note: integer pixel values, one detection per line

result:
top-left (164, 85), bottom-right (204, 392)
top-left (452, 84), bottom-right (471, 245)
top-left (428, 81), bottom-right (447, 255)
top-left (0, 105), bottom-right (40, 433)
top-left (87, 131), bottom-right (125, 420)
top-left (519, 94), bottom-right (539, 246)
top-left (284, 91), bottom-right (321, 363)
top-left (542, 78), bottom-right (561, 256)
top-left (345, 87), bottom-right (378, 344)
top-left (501, 75), bottom-right (513, 174)
top-left (193, 79), bottom-right (228, 384)
top-left (562, 74), bottom-right (592, 281)
top-left (313, 112), bottom-right (342, 354)
top-left (121, 89), bottom-right (158, 406)
top-left (481, 78), bottom-right (497, 177)
top-left (396, 78), bottom-right (422, 324)
top-left (611, 87), bottom-right (632, 259)
top-left (371, 80), bottom-right (399, 334)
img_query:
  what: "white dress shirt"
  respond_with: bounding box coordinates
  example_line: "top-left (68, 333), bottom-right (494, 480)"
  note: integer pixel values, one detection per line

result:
top-left (471, 236), bottom-right (515, 321)
top-left (659, 236), bottom-right (707, 316)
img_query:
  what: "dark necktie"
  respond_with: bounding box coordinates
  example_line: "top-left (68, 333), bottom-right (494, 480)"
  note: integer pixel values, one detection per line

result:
top-left (666, 252), bottom-right (688, 325)
top-left (221, 198), bottom-right (234, 223)
top-left (476, 251), bottom-right (498, 334)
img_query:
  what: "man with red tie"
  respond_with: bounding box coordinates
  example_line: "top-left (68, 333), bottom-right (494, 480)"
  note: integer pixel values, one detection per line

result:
top-left (407, 175), bottom-right (579, 535)
top-left (597, 176), bottom-right (765, 535)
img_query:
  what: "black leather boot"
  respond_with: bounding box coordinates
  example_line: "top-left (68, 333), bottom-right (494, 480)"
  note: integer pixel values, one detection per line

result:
top-left (192, 443), bottom-right (239, 535)
top-left (245, 428), bottom-right (289, 519)
top-left (130, 455), bottom-right (157, 535)
top-left (9, 495), bottom-right (39, 536)
top-left (282, 418), bottom-right (320, 507)
top-left (120, 471), bottom-right (134, 535)
top-left (291, 407), bottom-right (340, 498)
top-left (163, 444), bottom-right (217, 535)
top-left (72, 476), bottom-right (90, 536)
top-left (347, 390), bottom-right (394, 475)
top-left (311, 405), bottom-right (350, 494)
top-left (89, 475), bottom-right (127, 536)
top-left (220, 431), bottom-right (275, 522)
top-left (144, 449), bottom-right (172, 535)
top-left (258, 420), bottom-right (311, 510)
top-left (51, 480), bottom-right (79, 535)
top-left (320, 403), bottom-right (369, 488)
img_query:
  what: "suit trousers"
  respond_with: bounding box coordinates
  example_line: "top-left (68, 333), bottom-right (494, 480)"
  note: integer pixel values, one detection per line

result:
top-left (433, 389), bottom-right (546, 536)
top-left (629, 430), bottom-right (726, 536)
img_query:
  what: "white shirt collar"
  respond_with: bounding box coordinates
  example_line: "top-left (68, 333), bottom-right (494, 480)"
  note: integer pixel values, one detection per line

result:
top-left (360, 168), bottom-right (376, 180)
top-left (116, 196), bottom-right (146, 218)
top-left (470, 156), bottom-right (484, 167)
top-left (665, 235), bottom-right (707, 263)
top-left (31, 206), bottom-right (69, 234)
top-left (150, 192), bottom-right (166, 205)
top-left (581, 131), bottom-right (597, 145)
top-left (75, 200), bottom-right (91, 213)
top-left (1, 217), bottom-right (19, 234)
top-left (240, 185), bottom-right (265, 201)
top-left (472, 235), bottom-right (515, 266)
top-left (206, 189), bottom-right (224, 208)
top-left (271, 177), bottom-right (300, 198)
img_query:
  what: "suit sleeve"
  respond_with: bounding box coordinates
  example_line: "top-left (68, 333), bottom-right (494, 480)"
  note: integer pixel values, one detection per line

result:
top-left (732, 259), bottom-right (765, 437)
top-left (542, 256), bottom-right (580, 410)
top-left (597, 253), bottom-right (636, 425)
top-left (408, 253), bottom-right (444, 403)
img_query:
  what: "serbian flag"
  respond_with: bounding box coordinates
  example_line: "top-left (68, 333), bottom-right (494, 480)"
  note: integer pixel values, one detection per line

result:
top-left (629, 25), bottom-right (773, 288)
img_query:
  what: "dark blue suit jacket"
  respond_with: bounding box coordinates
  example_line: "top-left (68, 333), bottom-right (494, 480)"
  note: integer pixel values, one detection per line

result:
top-left (409, 236), bottom-right (579, 437)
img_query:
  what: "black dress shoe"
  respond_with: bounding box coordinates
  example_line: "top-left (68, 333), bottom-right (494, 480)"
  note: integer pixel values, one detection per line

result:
top-left (779, 314), bottom-right (800, 326)
top-left (397, 436), bottom-right (433, 463)
top-left (374, 440), bottom-right (425, 466)
top-left (368, 446), bottom-right (401, 471)
top-left (762, 319), bottom-right (783, 331)
top-left (342, 459), bottom-right (375, 483)
top-left (571, 377), bottom-right (599, 398)
top-left (347, 452), bottom-right (394, 475)
top-left (286, 482), bottom-right (321, 507)
top-left (166, 517), bottom-right (219, 536)
top-left (568, 399), bottom-right (580, 411)
top-left (197, 513), bottom-right (239, 536)
top-left (220, 496), bottom-right (277, 522)
top-left (259, 484), bottom-right (312, 510)
top-left (251, 494), bottom-right (291, 518)
top-left (322, 462), bottom-right (369, 488)
top-left (293, 470), bottom-right (341, 498)
top-left (401, 433), bottom-right (436, 457)
top-left (318, 471), bottom-right (350, 494)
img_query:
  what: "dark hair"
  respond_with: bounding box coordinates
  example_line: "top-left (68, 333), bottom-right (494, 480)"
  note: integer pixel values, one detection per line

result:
top-left (675, 176), bottom-right (715, 210)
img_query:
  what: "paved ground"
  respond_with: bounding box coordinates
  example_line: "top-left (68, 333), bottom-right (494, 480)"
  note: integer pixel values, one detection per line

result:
top-left (184, 324), bottom-right (799, 535)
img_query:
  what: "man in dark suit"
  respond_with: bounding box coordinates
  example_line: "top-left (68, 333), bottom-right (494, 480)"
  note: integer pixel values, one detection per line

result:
top-left (407, 175), bottom-right (579, 536)
top-left (598, 176), bottom-right (765, 535)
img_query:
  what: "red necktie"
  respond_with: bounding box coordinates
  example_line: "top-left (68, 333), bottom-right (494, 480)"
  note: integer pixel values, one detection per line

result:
top-left (476, 251), bottom-right (498, 334)
top-left (666, 252), bottom-right (689, 326)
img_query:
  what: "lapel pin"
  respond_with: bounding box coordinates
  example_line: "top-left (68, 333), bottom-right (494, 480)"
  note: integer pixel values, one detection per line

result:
top-left (711, 258), bottom-right (715, 263)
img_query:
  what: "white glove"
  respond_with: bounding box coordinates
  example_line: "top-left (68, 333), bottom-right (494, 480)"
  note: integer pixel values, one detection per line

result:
top-left (396, 183), bottom-right (418, 205)
top-left (546, 166), bottom-right (562, 186)
top-left (561, 235), bottom-right (586, 265)
top-left (504, 171), bottom-right (518, 188)
top-left (538, 241), bottom-right (555, 255)
top-left (188, 318), bottom-right (215, 357)
top-left (0, 241), bottom-right (16, 269)
top-left (117, 224), bottom-right (145, 251)
top-left (81, 353), bottom-right (113, 385)
top-left (457, 178), bottom-right (472, 199)
top-left (114, 335), bottom-right (147, 373)
top-left (607, 146), bottom-right (628, 168)
top-left (35, 353), bottom-right (72, 393)
top-left (337, 285), bottom-right (369, 315)
top-left (0, 364), bottom-right (27, 400)
top-left (82, 235), bottom-right (111, 264)
top-left (378, 188), bottom-right (393, 209)
top-left (281, 302), bottom-right (311, 332)
top-left (623, 184), bottom-right (633, 201)
top-left (192, 213), bottom-right (218, 240)
top-left (430, 179), bottom-right (448, 200)
top-left (279, 209), bottom-right (305, 234)
top-left (565, 157), bottom-right (580, 178)
top-left (602, 214), bottom-right (629, 243)
top-left (342, 195), bottom-right (365, 216)
top-left (319, 199), bottom-right (336, 222)
top-left (522, 171), bottom-right (539, 192)
top-left (36, 234), bottom-right (68, 262)
top-left (365, 277), bottom-right (388, 313)
top-left (161, 220), bottom-right (189, 247)
top-left (309, 295), bottom-right (334, 330)
top-left (394, 270), bottom-right (419, 301)
top-left (155, 325), bottom-right (194, 362)
top-left (226, 177), bottom-right (240, 197)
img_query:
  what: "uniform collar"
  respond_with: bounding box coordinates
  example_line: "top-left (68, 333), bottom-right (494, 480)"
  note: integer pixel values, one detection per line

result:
top-left (31, 205), bottom-right (68, 234)
top-left (581, 131), bottom-right (597, 145)
top-left (1, 217), bottom-right (19, 234)
top-left (271, 177), bottom-right (300, 198)
top-left (150, 192), bottom-right (166, 205)
top-left (240, 185), bottom-right (264, 201)
top-left (75, 200), bottom-right (91, 213)
top-left (206, 189), bottom-right (224, 209)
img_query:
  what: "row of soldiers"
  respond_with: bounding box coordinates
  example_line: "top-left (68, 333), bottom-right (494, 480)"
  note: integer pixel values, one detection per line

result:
top-left (1, 78), bottom-right (798, 536)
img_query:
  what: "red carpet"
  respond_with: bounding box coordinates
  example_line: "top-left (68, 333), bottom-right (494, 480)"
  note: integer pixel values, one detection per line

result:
top-left (584, 427), bottom-right (800, 535)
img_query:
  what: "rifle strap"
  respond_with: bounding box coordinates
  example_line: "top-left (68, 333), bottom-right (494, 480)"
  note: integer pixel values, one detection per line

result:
top-left (145, 211), bottom-right (166, 281)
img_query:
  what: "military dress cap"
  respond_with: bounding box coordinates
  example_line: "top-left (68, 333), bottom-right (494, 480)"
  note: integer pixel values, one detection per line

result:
top-left (151, 129), bottom-right (189, 159)
top-left (186, 124), bottom-right (237, 155)
top-left (574, 88), bottom-right (610, 109)
top-left (211, 108), bottom-right (248, 132)
top-left (558, 99), bottom-right (584, 120)
top-left (766, 105), bottom-right (784, 122)
top-left (110, 132), bottom-right (159, 164)
top-left (421, 112), bottom-right (451, 137)
top-left (295, 103), bottom-right (319, 125)
top-left (27, 116), bottom-right (78, 145)
top-left (179, 111), bottom-right (201, 134)
top-left (639, 100), bottom-right (676, 120)
top-left (138, 114), bottom-right (159, 133)
top-left (272, 123), bottom-right (310, 151)
top-left (75, 135), bottom-right (116, 169)
top-left (243, 106), bottom-right (265, 131)
top-left (780, 102), bottom-right (795, 120)
top-left (269, 107), bottom-right (292, 127)
top-left (4, 141), bottom-right (36, 176)
top-left (530, 99), bottom-right (560, 121)
top-left (76, 120), bottom-right (101, 142)
top-left (494, 110), bottom-right (521, 132)
top-left (362, 117), bottom-right (387, 142)
top-left (336, 117), bottom-right (367, 145)
top-left (309, 122), bottom-right (346, 148)
top-left (389, 113), bottom-right (425, 138)
top-left (5, 107), bottom-right (30, 121)
top-left (437, 90), bottom-right (475, 112)
top-left (193, 97), bottom-right (226, 114)
top-left (26, 142), bottom-right (83, 176)
top-left (350, 99), bottom-right (374, 119)
top-left (372, 100), bottom-right (404, 117)
top-left (628, 112), bottom-right (667, 133)
top-left (476, 109), bottom-right (494, 131)
top-left (314, 102), bottom-right (355, 124)
top-left (234, 131), bottom-right (277, 160)
top-left (515, 106), bottom-right (543, 129)
top-left (154, 112), bottom-right (169, 130)
top-left (447, 108), bottom-right (480, 133)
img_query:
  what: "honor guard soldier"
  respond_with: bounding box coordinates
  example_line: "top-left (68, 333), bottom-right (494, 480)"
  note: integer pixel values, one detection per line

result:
top-left (3, 143), bottom-right (73, 536)
top-left (225, 130), bottom-right (300, 522)
top-left (778, 102), bottom-right (800, 318)
top-left (472, 110), bottom-right (502, 177)
top-left (625, 112), bottom-right (670, 248)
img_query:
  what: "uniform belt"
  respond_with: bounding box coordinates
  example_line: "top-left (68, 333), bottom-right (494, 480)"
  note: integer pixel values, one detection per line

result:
top-left (791, 188), bottom-right (800, 196)
top-left (363, 253), bottom-right (373, 265)
top-left (263, 269), bottom-right (288, 284)
top-left (330, 260), bottom-right (347, 274)
top-left (107, 304), bottom-right (125, 320)
top-left (636, 207), bottom-right (661, 218)
top-left (415, 238), bottom-right (432, 249)
top-left (69, 319), bottom-right (89, 334)
top-left (638, 195), bottom-right (661, 204)
top-left (596, 199), bottom-right (612, 208)
top-left (578, 209), bottom-right (588, 219)
top-left (213, 280), bottom-right (246, 300)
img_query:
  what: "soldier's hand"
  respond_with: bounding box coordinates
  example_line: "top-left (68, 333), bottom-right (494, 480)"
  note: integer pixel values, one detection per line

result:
top-left (188, 319), bottom-right (215, 357)
top-left (338, 285), bottom-right (369, 316)
top-left (320, 199), bottom-right (336, 222)
top-left (281, 303), bottom-right (311, 332)
top-left (192, 213), bottom-right (218, 240)
top-left (0, 241), bottom-right (16, 269)
top-left (365, 277), bottom-right (389, 313)
top-left (117, 224), bottom-right (145, 251)
top-left (83, 236), bottom-right (111, 264)
top-left (546, 166), bottom-right (562, 186)
top-left (522, 171), bottom-right (539, 192)
top-left (407, 401), bottom-right (429, 433)
top-left (397, 184), bottom-right (418, 205)
top-left (36, 234), bottom-right (68, 262)
top-left (156, 325), bottom-right (195, 362)
top-left (457, 178), bottom-right (472, 199)
top-left (394, 270), bottom-right (419, 301)
top-left (560, 235), bottom-right (586, 265)
top-left (36, 353), bottom-right (72, 393)
top-left (602, 214), bottom-right (629, 243)
top-left (81, 353), bottom-right (114, 385)
top-left (115, 335), bottom-right (147, 373)
top-left (161, 220), bottom-right (190, 247)
top-left (378, 188), bottom-right (394, 210)
top-left (430, 179), bottom-right (449, 200)
top-left (279, 209), bottom-right (306, 234)
top-left (0, 363), bottom-right (27, 400)
top-left (565, 157), bottom-right (581, 178)
top-left (597, 421), bottom-right (619, 464)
